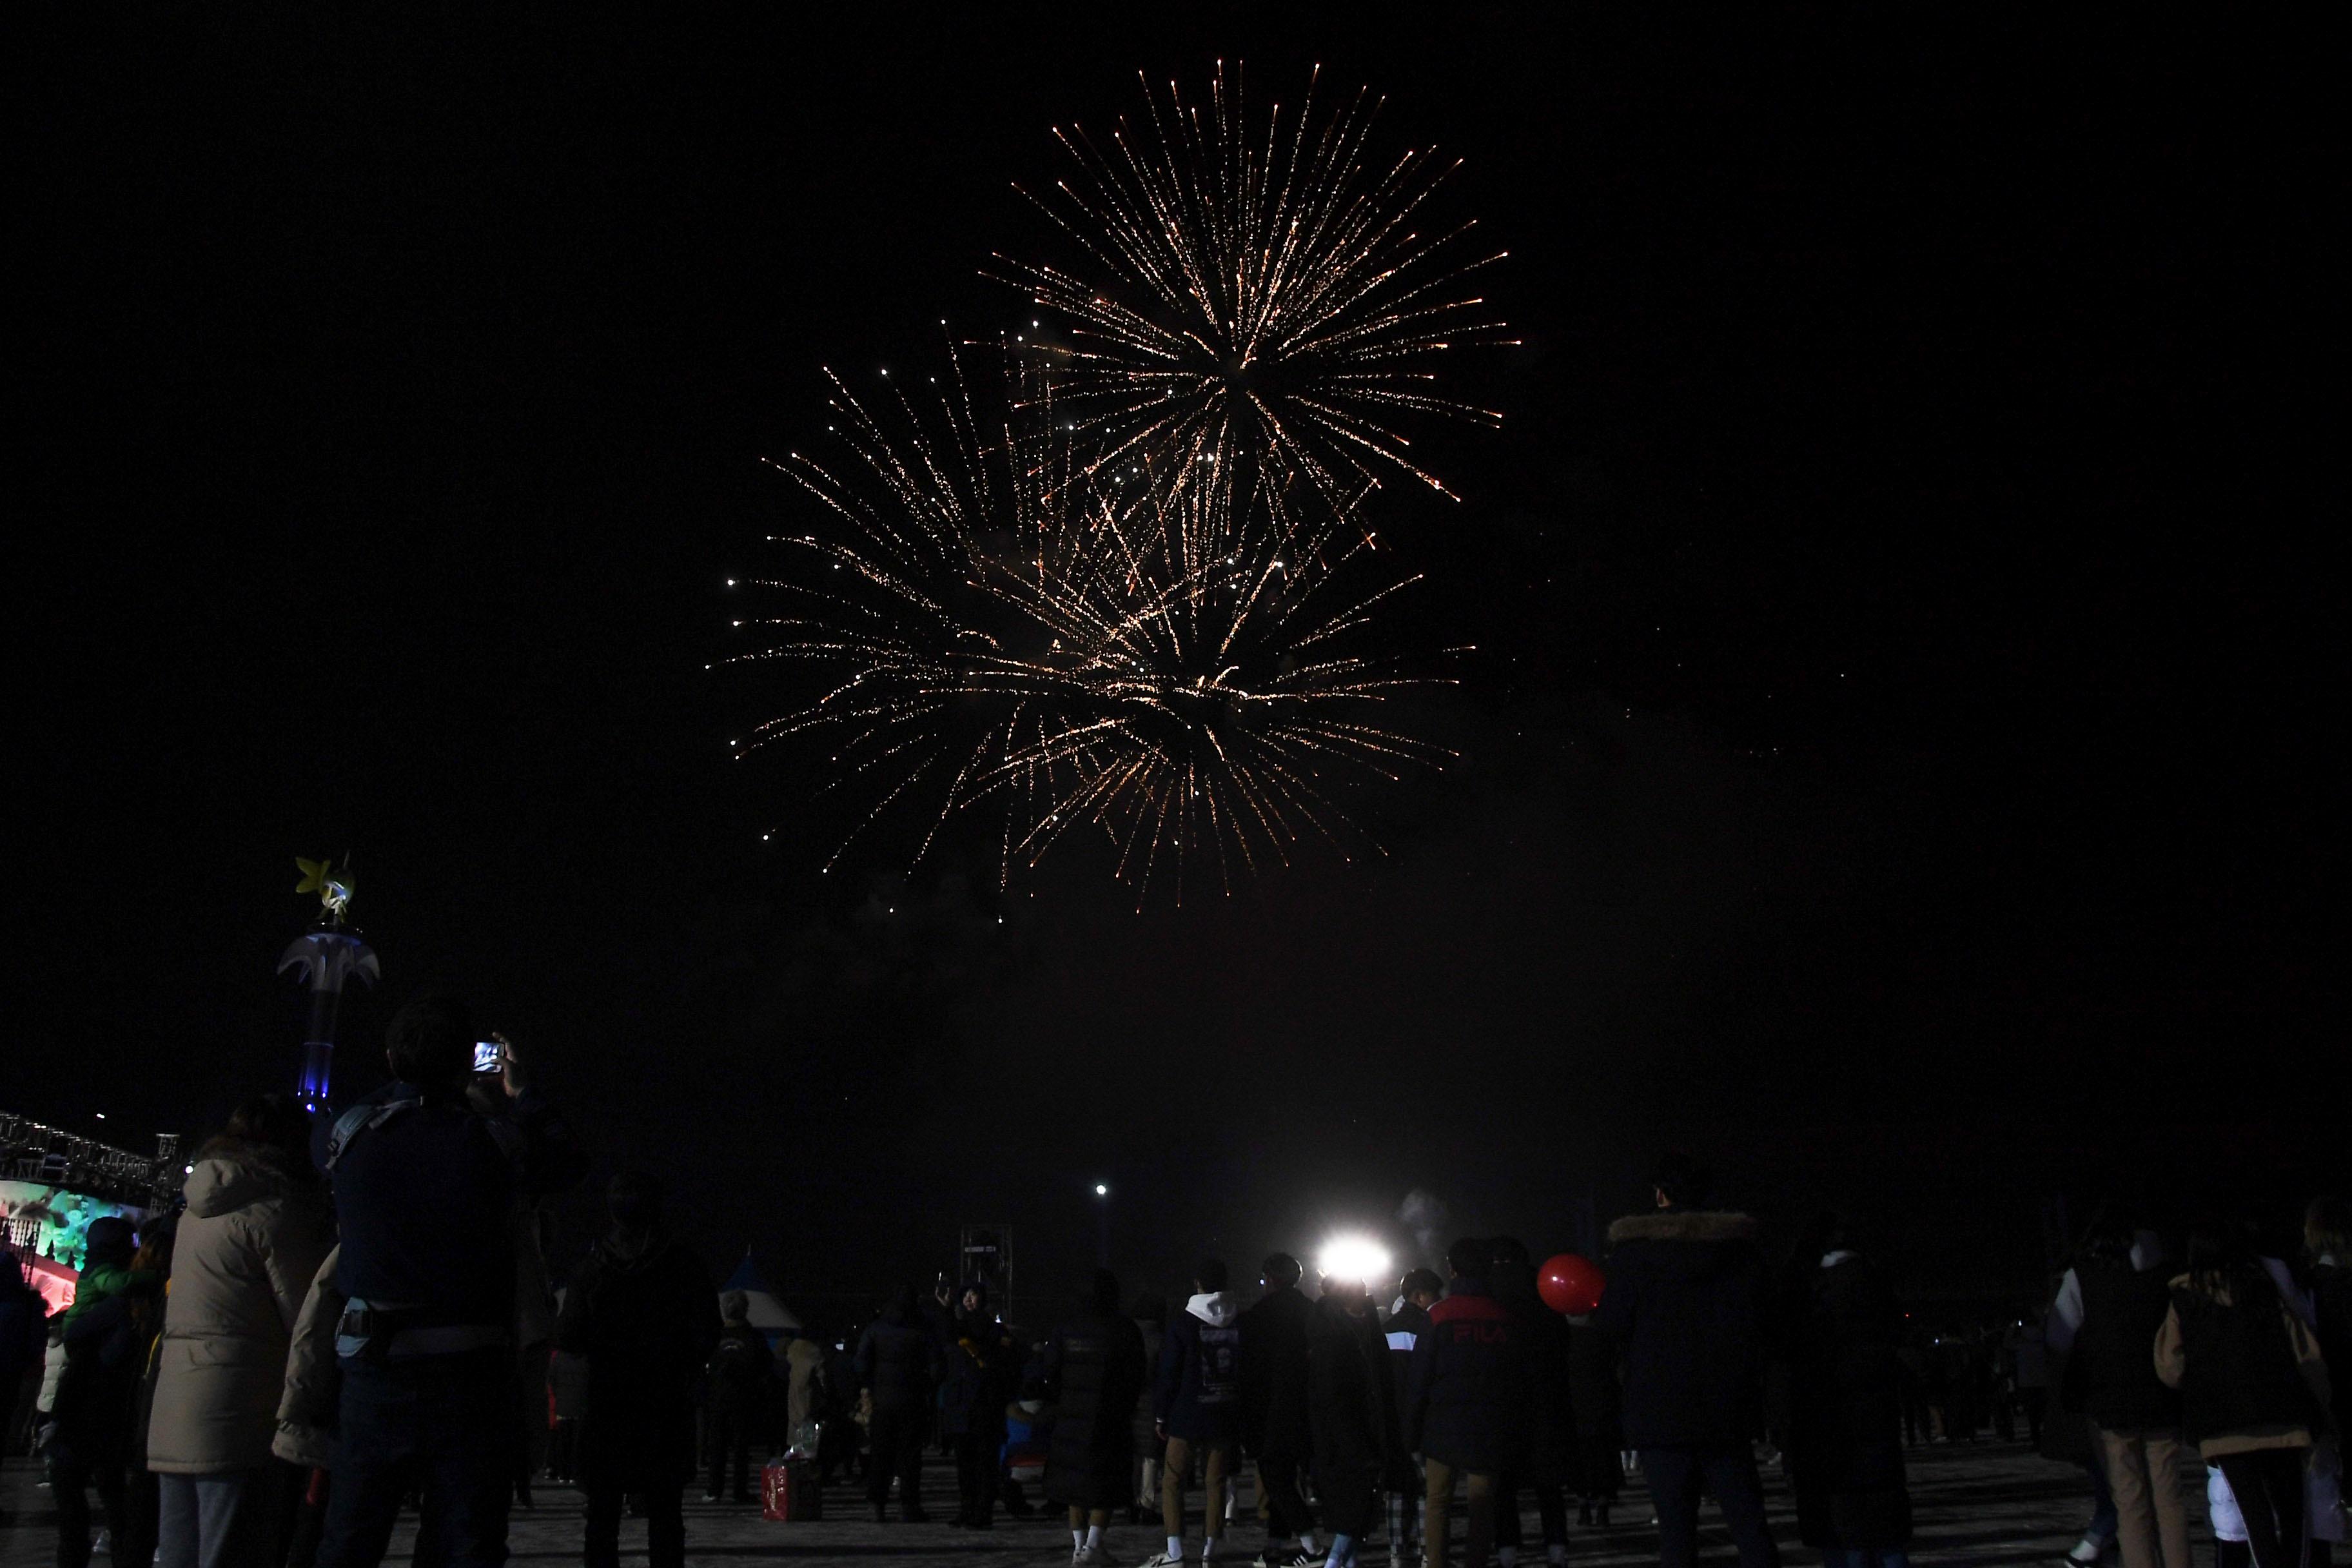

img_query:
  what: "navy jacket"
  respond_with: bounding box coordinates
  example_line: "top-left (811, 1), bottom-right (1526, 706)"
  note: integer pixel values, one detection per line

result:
top-left (331, 1081), bottom-right (582, 1333)
top-left (1592, 1209), bottom-right (1768, 1447)
top-left (1153, 1291), bottom-right (1242, 1442)
top-left (1404, 1277), bottom-right (1528, 1473)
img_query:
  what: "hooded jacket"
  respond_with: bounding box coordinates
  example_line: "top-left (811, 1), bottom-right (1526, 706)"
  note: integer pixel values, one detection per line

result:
top-left (147, 1147), bottom-right (335, 1473)
top-left (1153, 1290), bottom-right (1242, 1443)
top-left (1592, 1209), bottom-right (1767, 1447)
top-left (1404, 1276), bottom-right (1528, 1473)
top-left (1239, 1282), bottom-right (1316, 1457)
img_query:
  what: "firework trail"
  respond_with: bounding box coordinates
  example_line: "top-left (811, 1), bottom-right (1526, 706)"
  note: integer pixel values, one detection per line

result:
top-left (730, 340), bottom-right (1455, 902)
top-left (993, 61), bottom-right (1515, 514)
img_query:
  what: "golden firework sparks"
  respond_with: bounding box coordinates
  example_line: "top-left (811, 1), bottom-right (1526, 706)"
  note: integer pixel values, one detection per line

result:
top-left (992, 61), bottom-right (1516, 513)
top-left (729, 340), bottom-right (1456, 903)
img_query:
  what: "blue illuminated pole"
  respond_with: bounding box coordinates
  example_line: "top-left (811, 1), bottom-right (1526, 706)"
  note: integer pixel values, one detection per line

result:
top-left (280, 858), bottom-right (378, 1112)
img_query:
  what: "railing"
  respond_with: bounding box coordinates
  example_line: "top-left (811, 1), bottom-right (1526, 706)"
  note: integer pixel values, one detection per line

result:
top-left (0, 1112), bottom-right (181, 1208)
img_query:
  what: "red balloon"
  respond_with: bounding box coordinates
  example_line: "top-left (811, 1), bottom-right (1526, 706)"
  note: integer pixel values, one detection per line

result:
top-left (1539, 1252), bottom-right (1606, 1315)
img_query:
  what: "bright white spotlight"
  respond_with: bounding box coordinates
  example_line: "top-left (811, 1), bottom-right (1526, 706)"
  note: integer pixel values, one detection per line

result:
top-left (1095, 1184), bottom-right (1109, 1197)
top-left (1318, 1234), bottom-right (1392, 1286)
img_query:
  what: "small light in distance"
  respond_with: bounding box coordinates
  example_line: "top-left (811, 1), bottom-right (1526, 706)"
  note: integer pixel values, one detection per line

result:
top-left (1317, 1233), bottom-right (1391, 1286)
top-left (1095, 1183), bottom-right (1109, 1197)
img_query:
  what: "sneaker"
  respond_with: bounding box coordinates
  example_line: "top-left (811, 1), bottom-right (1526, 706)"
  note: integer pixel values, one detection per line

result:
top-left (1074, 1547), bottom-right (1109, 1567)
top-left (1137, 1556), bottom-right (1185, 1568)
top-left (1255, 1550), bottom-right (1317, 1567)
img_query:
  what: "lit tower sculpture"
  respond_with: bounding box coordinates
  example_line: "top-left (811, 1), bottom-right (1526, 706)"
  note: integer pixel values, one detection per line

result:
top-left (279, 857), bottom-right (378, 1112)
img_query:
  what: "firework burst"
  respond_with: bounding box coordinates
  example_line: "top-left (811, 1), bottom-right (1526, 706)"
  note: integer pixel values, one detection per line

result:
top-left (729, 342), bottom-right (1455, 902)
top-left (993, 61), bottom-right (1515, 512)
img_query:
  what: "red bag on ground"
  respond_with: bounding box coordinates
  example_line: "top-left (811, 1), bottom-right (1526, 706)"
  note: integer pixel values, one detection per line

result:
top-left (761, 1459), bottom-right (822, 1522)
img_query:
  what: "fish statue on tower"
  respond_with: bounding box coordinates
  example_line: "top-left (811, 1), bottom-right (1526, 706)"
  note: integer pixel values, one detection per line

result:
top-left (280, 856), bottom-right (378, 1112)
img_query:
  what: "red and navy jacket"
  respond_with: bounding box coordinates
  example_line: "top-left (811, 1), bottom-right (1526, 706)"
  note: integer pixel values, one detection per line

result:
top-left (1402, 1277), bottom-right (1529, 1473)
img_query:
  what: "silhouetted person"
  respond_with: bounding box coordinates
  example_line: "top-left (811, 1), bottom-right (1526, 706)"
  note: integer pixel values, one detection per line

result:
top-left (1043, 1269), bottom-right (1147, 1565)
top-left (702, 1292), bottom-right (768, 1504)
top-left (312, 998), bottom-right (582, 1568)
top-left (1782, 1214), bottom-right (1914, 1568)
top-left (51, 1216), bottom-right (157, 1568)
top-left (1592, 1153), bottom-right (1778, 1568)
top-left (856, 1285), bottom-right (940, 1522)
top-left (0, 1257), bottom-right (46, 1531)
top-left (1491, 1235), bottom-right (1574, 1567)
top-left (1405, 1237), bottom-right (1527, 1568)
top-left (1382, 1268), bottom-right (1442, 1555)
top-left (2053, 1206), bottom-right (2187, 1568)
top-left (1308, 1275), bottom-right (1408, 1568)
top-left (2157, 1214), bottom-right (2333, 1568)
top-left (941, 1280), bottom-right (1015, 1529)
top-left (1145, 1259), bottom-right (1242, 1568)
top-left (554, 1171), bottom-right (720, 1568)
top-left (148, 1093), bottom-right (333, 1568)
top-left (1240, 1251), bottom-right (1319, 1565)
top-left (2304, 1197), bottom-right (2351, 1444)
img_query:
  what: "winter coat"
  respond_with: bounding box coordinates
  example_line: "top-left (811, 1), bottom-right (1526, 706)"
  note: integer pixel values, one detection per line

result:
top-left (2066, 1256), bottom-right (2180, 1433)
top-left (2155, 1269), bottom-right (2332, 1458)
top-left (1043, 1305), bottom-right (1148, 1508)
top-left (273, 1246), bottom-right (345, 1470)
top-left (1495, 1262), bottom-right (1575, 1484)
top-left (1404, 1277), bottom-right (1528, 1474)
top-left (1382, 1299), bottom-right (1431, 1418)
top-left (1308, 1295), bottom-right (1410, 1536)
top-left (778, 1335), bottom-right (825, 1438)
top-left (706, 1322), bottom-right (771, 1416)
top-left (855, 1300), bottom-right (941, 1415)
top-left (1239, 1283), bottom-right (1316, 1459)
top-left (52, 1288), bottom-right (150, 1469)
top-left (1153, 1291), bottom-right (1242, 1443)
top-left (1591, 1209), bottom-right (1767, 1447)
top-left (39, 1336), bottom-right (69, 1414)
top-left (146, 1147), bottom-right (335, 1474)
top-left (939, 1306), bottom-right (1015, 1442)
top-left (553, 1232), bottom-right (720, 1488)
top-left (2309, 1257), bottom-right (2351, 1442)
top-left (1785, 1253), bottom-right (1912, 1551)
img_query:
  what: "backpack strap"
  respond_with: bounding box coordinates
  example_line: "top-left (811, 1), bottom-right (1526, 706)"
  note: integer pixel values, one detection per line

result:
top-left (324, 1095), bottom-right (424, 1172)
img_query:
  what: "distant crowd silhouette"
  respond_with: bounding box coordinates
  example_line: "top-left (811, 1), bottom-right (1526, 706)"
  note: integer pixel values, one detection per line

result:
top-left (3, 996), bottom-right (2343, 1568)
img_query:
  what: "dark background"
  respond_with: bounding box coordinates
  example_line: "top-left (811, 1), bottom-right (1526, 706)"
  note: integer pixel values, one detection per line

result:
top-left (15, 5), bottom-right (2339, 1325)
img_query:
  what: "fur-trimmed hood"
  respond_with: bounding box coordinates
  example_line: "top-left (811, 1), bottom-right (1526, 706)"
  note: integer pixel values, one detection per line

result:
top-left (1607, 1210), bottom-right (1758, 1246)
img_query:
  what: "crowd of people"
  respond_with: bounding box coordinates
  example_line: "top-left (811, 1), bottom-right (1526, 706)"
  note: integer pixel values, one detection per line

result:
top-left (1, 1005), bottom-right (2345, 1568)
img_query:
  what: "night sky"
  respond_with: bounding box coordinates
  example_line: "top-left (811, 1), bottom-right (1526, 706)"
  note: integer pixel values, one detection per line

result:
top-left (17, 7), bottom-right (2339, 1322)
